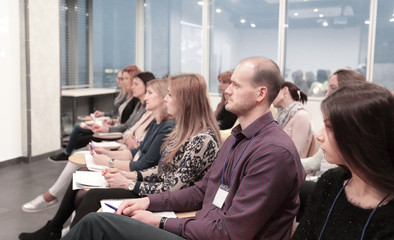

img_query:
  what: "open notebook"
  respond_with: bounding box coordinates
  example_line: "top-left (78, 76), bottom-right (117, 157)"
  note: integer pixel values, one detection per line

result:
top-left (100, 199), bottom-right (177, 218)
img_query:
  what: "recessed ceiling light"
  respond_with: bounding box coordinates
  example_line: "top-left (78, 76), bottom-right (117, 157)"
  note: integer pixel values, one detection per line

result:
top-left (314, 8), bottom-right (319, 12)
top-left (322, 21), bottom-right (328, 27)
top-left (319, 14), bottom-right (324, 18)
top-left (240, 19), bottom-right (246, 24)
top-left (390, 18), bottom-right (394, 22)
top-left (198, 1), bottom-right (203, 6)
top-left (251, 23), bottom-right (256, 28)
top-left (216, 8), bottom-right (222, 13)
top-left (294, 12), bottom-right (299, 16)
top-left (364, 20), bottom-right (370, 24)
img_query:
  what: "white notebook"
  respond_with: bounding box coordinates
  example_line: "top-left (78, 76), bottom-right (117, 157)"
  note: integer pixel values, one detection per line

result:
top-left (100, 199), bottom-right (177, 218)
top-left (84, 153), bottom-right (107, 172)
top-left (72, 171), bottom-right (108, 190)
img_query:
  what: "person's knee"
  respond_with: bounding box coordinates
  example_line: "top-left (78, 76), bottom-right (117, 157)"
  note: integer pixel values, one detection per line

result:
top-left (83, 212), bottom-right (101, 225)
top-left (84, 189), bottom-right (99, 200)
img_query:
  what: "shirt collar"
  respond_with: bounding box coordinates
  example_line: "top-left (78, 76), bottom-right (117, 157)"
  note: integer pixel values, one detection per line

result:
top-left (231, 112), bottom-right (275, 139)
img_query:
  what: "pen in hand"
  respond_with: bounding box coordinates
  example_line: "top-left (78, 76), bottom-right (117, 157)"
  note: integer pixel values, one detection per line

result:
top-left (89, 143), bottom-right (96, 155)
top-left (105, 203), bottom-right (118, 212)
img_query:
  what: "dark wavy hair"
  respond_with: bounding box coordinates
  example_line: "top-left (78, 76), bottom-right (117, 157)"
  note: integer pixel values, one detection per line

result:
top-left (321, 82), bottom-right (394, 194)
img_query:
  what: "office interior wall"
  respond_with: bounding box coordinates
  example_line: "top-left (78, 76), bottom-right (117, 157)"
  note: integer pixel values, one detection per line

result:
top-left (28, 0), bottom-right (61, 156)
top-left (0, 0), bottom-right (23, 162)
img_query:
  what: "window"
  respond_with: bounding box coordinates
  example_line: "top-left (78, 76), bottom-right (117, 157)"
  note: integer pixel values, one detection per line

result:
top-left (60, 0), bottom-right (89, 88)
top-left (144, 0), bottom-right (203, 79)
top-left (92, 0), bottom-right (137, 88)
top-left (285, 0), bottom-right (370, 97)
top-left (210, 0), bottom-right (279, 93)
top-left (60, 0), bottom-right (137, 89)
top-left (373, 0), bottom-right (394, 91)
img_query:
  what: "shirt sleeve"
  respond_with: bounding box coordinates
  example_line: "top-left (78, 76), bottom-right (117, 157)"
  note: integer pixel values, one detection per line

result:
top-left (165, 146), bottom-right (302, 240)
top-left (134, 133), bottom-right (219, 196)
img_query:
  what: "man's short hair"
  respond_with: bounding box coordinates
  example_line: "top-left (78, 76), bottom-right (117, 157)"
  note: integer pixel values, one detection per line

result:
top-left (245, 57), bottom-right (283, 104)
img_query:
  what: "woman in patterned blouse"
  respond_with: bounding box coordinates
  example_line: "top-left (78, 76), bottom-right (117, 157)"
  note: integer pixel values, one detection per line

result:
top-left (66, 73), bottom-right (222, 227)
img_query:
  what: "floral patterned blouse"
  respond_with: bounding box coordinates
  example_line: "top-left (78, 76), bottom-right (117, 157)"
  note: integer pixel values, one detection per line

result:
top-left (133, 129), bottom-right (219, 196)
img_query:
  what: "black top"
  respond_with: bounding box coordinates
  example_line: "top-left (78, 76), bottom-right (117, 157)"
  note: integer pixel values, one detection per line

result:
top-left (293, 168), bottom-right (394, 240)
top-left (104, 94), bottom-right (126, 118)
top-left (217, 105), bottom-right (237, 130)
top-left (120, 98), bottom-right (140, 124)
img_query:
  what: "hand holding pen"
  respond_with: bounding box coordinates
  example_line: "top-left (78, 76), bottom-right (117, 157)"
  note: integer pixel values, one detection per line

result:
top-left (89, 143), bottom-right (97, 155)
top-left (105, 203), bottom-right (118, 212)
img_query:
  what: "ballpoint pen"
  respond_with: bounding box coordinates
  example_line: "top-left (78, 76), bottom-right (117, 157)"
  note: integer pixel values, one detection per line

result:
top-left (89, 143), bottom-right (96, 155)
top-left (105, 203), bottom-right (118, 211)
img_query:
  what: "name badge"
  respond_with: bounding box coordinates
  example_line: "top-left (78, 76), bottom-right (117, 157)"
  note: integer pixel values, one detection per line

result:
top-left (212, 184), bottom-right (229, 209)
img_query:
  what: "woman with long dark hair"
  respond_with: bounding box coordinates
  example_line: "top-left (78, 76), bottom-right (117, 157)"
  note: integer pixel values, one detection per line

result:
top-left (293, 82), bottom-right (394, 239)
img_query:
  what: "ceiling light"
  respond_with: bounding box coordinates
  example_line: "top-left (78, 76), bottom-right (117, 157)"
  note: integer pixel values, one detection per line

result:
top-left (240, 19), bottom-right (246, 24)
top-left (294, 12), bottom-right (299, 16)
top-left (322, 21), bottom-right (328, 27)
top-left (314, 8), bottom-right (318, 12)
top-left (216, 8), bottom-right (222, 13)
top-left (197, 1), bottom-right (203, 6)
top-left (251, 23), bottom-right (256, 28)
top-left (319, 14), bottom-right (324, 18)
top-left (364, 20), bottom-right (370, 24)
top-left (390, 18), bottom-right (394, 22)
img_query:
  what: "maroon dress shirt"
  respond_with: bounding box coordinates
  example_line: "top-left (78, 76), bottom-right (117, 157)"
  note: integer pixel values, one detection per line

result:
top-left (148, 112), bottom-right (305, 240)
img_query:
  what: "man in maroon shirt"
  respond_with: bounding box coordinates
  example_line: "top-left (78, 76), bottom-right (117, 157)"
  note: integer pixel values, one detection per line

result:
top-left (62, 57), bottom-right (305, 240)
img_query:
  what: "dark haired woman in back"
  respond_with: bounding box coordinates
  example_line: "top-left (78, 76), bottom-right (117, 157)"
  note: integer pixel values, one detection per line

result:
top-left (292, 82), bottom-right (394, 239)
top-left (273, 81), bottom-right (315, 158)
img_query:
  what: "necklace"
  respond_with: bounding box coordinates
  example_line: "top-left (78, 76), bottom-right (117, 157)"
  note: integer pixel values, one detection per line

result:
top-left (318, 177), bottom-right (390, 240)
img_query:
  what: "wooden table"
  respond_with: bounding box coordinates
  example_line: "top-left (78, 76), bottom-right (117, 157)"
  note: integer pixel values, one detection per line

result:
top-left (68, 151), bottom-right (89, 165)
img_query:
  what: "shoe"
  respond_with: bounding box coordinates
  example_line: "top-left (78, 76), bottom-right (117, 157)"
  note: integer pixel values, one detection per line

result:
top-left (19, 221), bottom-right (61, 240)
top-left (22, 195), bottom-right (58, 213)
top-left (48, 152), bottom-right (70, 163)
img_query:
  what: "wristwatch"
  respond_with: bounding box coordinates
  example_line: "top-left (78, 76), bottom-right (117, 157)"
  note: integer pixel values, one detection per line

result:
top-left (128, 181), bottom-right (136, 191)
top-left (159, 217), bottom-right (167, 229)
top-left (109, 159), bottom-right (114, 168)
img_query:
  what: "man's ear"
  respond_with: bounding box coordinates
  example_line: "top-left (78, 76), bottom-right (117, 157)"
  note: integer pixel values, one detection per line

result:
top-left (256, 86), bottom-right (268, 103)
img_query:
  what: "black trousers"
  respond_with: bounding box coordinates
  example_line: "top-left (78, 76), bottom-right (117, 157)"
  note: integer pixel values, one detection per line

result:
top-left (63, 212), bottom-right (185, 240)
top-left (70, 188), bottom-right (138, 227)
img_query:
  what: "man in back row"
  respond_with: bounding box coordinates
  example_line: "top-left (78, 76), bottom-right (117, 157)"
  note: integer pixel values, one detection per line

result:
top-left (63, 57), bottom-right (305, 240)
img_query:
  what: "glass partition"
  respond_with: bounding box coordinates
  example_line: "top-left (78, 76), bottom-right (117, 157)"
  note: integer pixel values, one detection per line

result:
top-left (210, 0), bottom-right (279, 93)
top-left (373, 0), bottom-right (394, 91)
top-left (144, 0), bottom-right (203, 78)
top-left (92, 0), bottom-right (137, 88)
top-left (285, 0), bottom-right (370, 97)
